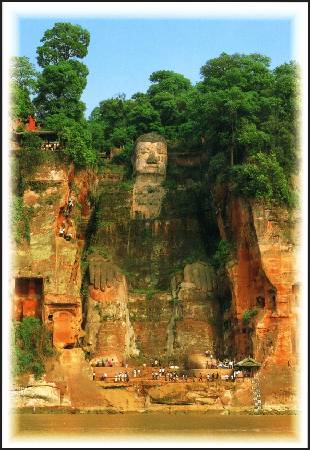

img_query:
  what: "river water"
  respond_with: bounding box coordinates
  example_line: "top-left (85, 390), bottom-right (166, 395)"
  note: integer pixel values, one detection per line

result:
top-left (12, 413), bottom-right (298, 445)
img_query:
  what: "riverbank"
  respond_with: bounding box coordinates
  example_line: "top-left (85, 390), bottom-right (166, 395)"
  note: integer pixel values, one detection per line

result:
top-left (12, 377), bottom-right (298, 415)
top-left (13, 405), bottom-right (299, 415)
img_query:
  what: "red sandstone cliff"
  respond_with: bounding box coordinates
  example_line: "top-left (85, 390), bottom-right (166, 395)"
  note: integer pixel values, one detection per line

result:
top-left (214, 191), bottom-right (300, 407)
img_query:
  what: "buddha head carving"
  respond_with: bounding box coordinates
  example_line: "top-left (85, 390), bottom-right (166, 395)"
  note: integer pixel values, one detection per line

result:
top-left (132, 133), bottom-right (167, 176)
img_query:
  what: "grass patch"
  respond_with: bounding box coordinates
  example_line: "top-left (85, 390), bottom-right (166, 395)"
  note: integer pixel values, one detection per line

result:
top-left (242, 308), bottom-right (259, 323)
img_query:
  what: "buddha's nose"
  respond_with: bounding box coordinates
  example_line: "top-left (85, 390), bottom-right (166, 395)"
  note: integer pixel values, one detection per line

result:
top-left (146, 152), bottom-right (158, 164)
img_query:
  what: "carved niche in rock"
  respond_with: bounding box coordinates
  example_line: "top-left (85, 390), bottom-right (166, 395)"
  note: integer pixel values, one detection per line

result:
top-left (52, 310), bottom-right (79, 349)
top-left (13, 278), bottom-right (43, 320)
top-left (43, 303), bottom-right (81, 349)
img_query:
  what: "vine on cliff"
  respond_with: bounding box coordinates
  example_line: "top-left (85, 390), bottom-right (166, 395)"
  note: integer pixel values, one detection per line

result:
top-left (211, 239), bottom-right (235, 270)
top-left (11, 195), bottom-right (34, 244)
top-left (242, 308), bottom-right (259, 323)
top-left (12, 317), bottom-right (55, 379)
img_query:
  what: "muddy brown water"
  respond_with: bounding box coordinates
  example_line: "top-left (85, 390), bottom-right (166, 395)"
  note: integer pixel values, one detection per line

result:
top-left (12, 412), bottom-right (298, 444)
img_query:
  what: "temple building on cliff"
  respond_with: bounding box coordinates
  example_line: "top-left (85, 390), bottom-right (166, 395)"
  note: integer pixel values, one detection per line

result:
top-left (11, 115), bottom-right (60, 152)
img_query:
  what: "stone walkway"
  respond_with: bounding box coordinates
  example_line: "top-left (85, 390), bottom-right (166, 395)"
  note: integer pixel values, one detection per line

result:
top-left (251, 377), bottom-right (263, 413)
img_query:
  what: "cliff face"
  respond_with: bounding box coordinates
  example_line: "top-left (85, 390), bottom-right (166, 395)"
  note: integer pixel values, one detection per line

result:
top-left (11, 139), bottom-right (299, 410)
top-left (12, 161), bottom-right (96, 350)
top-left (214, 192), bottom-right (300, 406)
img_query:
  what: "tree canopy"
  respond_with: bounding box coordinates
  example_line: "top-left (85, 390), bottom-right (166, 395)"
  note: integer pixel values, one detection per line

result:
top-left (34, 23), bottom-right (90, 123)
top-left (11, 56), bottom-right (38, 94)
top-left (34, 59), bottom-right (88, 121)
top-left (11, 22), bottom-right (298, 205)
top-left (10, 57), bottom-right (38, 121)
top-left (88, 53), bottom-right (298, 206)
top-left (195, 53), bottom-right (298, 205)
top-left (36, 22), bottom-right (90, 67)
top-left (32, 22), bottom-right (97, 167)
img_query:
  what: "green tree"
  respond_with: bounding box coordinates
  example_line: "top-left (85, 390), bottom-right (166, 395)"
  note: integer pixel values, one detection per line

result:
top-left (265, 62), bottom-right (299, 177)
top-left (88, 95), bottom-right (129, 153)
top-left (10, 84), bottom-right (35, 121)
top-left (10, 56), bottom-right (38, 121)
top-left (34, 22), bottom-right (96, 167)
top-left (195, 52), bottom-right (298, 206)
top-left (11, 56), bottom-right (38, 93)
top-left (231, 152), bottom-right (294, 206)
top-left (37, 22), bottom-right (90, 67)
top-left (87, 119), bottom-right (107, 155)
top-left (45, 113), bottom-right (97, 167)
top-left (35, 59), bottom-right (88, 121)
top-left (89, 93), bottom-right (163, 158)
top-left (147, 70), bottom-right (193, 143)
top-left (13, 317), bottom-right (55, 379)
top-left (195, 53), bottom-right (274, 167)
top-left (148, 70), bottom-right (192, 97)
top-left (127, 96), bottom-right (162, 136)
top-left (35, 22), bottom-right (89, 122)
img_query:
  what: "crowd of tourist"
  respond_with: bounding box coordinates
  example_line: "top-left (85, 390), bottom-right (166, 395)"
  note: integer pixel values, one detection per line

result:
top-left (92, 369), bottom-right (237, 383)
top-left (113, 371), bottom-right (130, 383)
top-left (92, 372), bottom-right (108, 381)
top-left (91, 349), bottom-right (241, 384)
top-left (92, 358), bottom-right (118, 368)
top-left (204, 350), bottom-right (235, 369)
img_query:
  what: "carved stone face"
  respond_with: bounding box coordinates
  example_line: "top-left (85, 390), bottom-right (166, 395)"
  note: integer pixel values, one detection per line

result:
top-left (133, 140), bottom-right (167, 176)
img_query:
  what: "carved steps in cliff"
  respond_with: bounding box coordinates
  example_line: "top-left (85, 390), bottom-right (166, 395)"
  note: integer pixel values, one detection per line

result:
top-left (251, 377), bottom-right (263, 413)
top-left (59, 349), bottom-right (108, 407)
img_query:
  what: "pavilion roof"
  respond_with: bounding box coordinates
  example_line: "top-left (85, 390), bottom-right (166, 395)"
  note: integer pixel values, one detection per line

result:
top-left (235, 357), bottom-right (261, 367)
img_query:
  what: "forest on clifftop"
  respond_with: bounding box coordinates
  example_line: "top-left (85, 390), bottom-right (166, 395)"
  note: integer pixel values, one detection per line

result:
top-left (11, 22), bottom-right (299, 208)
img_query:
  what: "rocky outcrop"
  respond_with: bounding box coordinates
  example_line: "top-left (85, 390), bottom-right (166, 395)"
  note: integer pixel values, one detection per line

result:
top-left (11, 138), bottom-right (299, 412)
top-left (143, 381), bottom-right (249, 410)
top-left (12, 162), bottom-right (97, 350)
top-left (11, 377), bottom-right (61, 408)
top-left (214, 192), bottom-right (299, 406)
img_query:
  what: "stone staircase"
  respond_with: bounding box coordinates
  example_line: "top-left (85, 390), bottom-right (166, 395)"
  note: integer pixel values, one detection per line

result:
top-left (59, 349), bottom-right (108, 408)
top-left (251, 376), bottom-right (263, 413)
